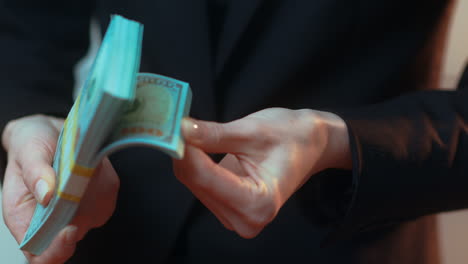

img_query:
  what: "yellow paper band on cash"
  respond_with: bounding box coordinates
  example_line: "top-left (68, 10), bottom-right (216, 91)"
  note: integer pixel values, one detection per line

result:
top-left (56, 94), bottom-right (95, 203)
top-left (59, 95), bottom-right (81, 181)
top-left (57, 191), bottom-right (82, 203)
top-left (56, 162), bottom-right (95, 203)
top-left (71, 162), bottom-right (95, 178)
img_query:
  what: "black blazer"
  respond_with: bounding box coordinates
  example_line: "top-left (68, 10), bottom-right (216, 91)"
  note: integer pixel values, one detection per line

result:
top-left (1, 0), bottom-right (466, 263)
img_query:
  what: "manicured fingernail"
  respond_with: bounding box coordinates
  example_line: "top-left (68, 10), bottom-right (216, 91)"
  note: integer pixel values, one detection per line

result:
top-left (181, 118), bottom-right (199, 139)
top-left (34, 179), bottom-right (49, 204)
top-left (64, 226), bottom-right (78, 245)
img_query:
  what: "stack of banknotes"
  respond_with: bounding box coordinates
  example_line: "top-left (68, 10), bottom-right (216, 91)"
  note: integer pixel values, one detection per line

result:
top-left (19, 15), bottom-right (192, 255)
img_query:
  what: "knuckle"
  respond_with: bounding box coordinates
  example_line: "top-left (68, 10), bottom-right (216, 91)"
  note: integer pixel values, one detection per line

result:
top-left (208, 122), bottom-right (223, 145)
top-left (32, 136), bottom-right (56, 158)
top-left (20, 136), bottom-right (56, 164)
top-left (237, 226), bottom-right (262, 239)
top-left (22, 165), bottom-right (40, 185)
top-left (2, 120), bottom-right (18, 150)
top-left (28, 114), bottom-right (48, 122)
top-left (240, 195), bottom-right (278, 232)
top-left (245, 206), bottom-right (276, 229)
top-left (251, 123), bottom-right (278, 148)
top-left (3, 118), bottom-right (17, 134)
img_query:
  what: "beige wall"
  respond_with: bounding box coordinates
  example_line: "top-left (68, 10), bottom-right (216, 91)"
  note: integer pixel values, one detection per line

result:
top-left (441, 0), bottom-right (468, 88)
top-left (0, 193), bottom-right (25, 262)
top-left (438, 1), bottom-right (468, 264)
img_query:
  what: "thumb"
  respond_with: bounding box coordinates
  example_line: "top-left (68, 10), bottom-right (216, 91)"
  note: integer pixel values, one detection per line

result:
top-left (17, 137), bottom-right (56, 206)
top-left (181, 117), bottom-right (253, 153)
top-left (4, 117), bottom-right (60, 206)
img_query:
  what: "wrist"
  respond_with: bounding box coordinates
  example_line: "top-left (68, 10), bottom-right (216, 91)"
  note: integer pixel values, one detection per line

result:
top-left (316, 111), bottom-right (352, 170)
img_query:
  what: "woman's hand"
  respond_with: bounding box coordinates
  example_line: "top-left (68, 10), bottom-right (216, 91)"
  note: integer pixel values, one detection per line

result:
top-left (2, 115), bottom-right (120, 264)
top-left (173, 108), bottom-right (351, 238)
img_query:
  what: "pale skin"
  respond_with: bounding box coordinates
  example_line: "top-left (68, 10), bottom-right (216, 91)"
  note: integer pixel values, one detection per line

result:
top-left (2, 115), bottom-right (120, 264)
top-left (1, 108), bottom-right (351, 263)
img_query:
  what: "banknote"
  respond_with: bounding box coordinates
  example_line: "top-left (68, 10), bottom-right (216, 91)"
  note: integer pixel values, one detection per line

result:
top-left (19, 14), bottom-right (144, 255)
top-left (97, 73), bottom-right (192, 160)
top-left (19, 15), bottom-right (192, 255)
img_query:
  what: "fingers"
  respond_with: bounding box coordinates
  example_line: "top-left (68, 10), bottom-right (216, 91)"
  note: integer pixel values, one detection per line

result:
top-left (16, 133), bottom-right (57, 206)
top-left (173, 146), bottom-right (276, 238)
top-left (181, 117), bottom-right (254, 154)
top-left (2, 162), bottom-right (38, 244)
top-left (25, 225), bottom-right (79, 264)
top-left (72, 158), bottom-right (120, 229)
top-left (5, 158), bottom-right (118, 262)
top-left (2, 116), bottom-right (62, 245)
top-left (174, 145), bottom-right (248, 206)
top-left (2, 116), bottom-right (61, 206)
top-left (10, 158), bottom-right (118, 262)
top-left (19, 151), bottom-right (56, 206)
top-left (1, 116), bottom-right (118, 263)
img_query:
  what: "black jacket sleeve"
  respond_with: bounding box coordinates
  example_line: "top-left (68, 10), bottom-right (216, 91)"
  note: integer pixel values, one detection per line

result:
top-left (328, 65), bottom-right (468, 242)
top-left (0, 1), bottom-right (94, 183)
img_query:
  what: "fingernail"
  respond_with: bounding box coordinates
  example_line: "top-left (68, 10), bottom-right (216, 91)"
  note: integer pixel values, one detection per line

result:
top-left (34, 179), bottom-right (49, 204)
top-left (181, 118), bottom-right (200, 139)
top-left (64, 226), bottom-right (78, 245)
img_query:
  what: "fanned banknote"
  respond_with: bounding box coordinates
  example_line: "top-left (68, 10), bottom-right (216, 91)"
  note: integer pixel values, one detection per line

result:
top-left (19, 15), bottom-right (192, 255)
